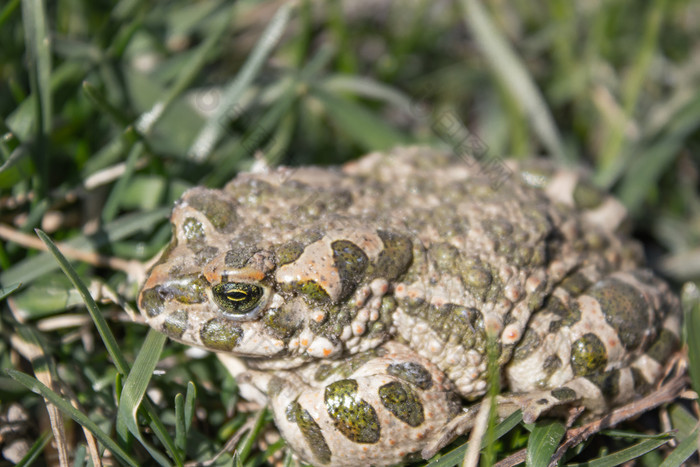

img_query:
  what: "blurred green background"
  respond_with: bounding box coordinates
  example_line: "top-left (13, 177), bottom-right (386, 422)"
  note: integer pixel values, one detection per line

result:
top-left (1, 0), bottom-right (699, 465)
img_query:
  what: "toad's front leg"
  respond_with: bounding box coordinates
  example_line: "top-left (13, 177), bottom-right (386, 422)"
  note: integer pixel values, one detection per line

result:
top-left (248, 342), bottom-right (463, 467)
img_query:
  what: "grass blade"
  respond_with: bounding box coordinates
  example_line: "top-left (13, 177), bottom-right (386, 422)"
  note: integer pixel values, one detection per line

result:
top-left (658, 428), bottom-right (699, 467)
top-left (206, 82), bottom-right (298, 186)
top-left (0, 0), bottom-right (20, 28)
top-left (21, 0), bottom-right (52, 198)
top-left (15, 431), bottom-right (51, 467)
top-left (0, 208), bottom-right (169, 286)
top-left (0, 283), bottom-right (22, 300)
top-left (311, 85), bottom-right (408, 150)
top-left (6, 369), bottom-right (139, 467)
top-left (188, 3), bottom-right (292, 161)
top-left (135, 4), bottom-right (235, 135)
top-left (596, 0), bottom-right (669, 187)
top-left (184, 382), bottom-right (196, 436)
top-left (460, 0), bottom-right (567, 162)
top-left (567, 435), bottom-right (671, 467)
top-left (322, 74), bottom-right (415, 111)
top-left (116, 328), bottom-right (172, 465)
top-left (35, 229), bottom-right (130, 375)
top-left (174, 393), bottom-right (186, 452)
top-left (682, 283), bottom-right (700, 396)
top-left (236, 408), bottom-right (268, 463)
top-left (424, 409), bottom-right (523, 466)
top-left (617, 93), bottom-right (700, 214)
top-left (526, 420), bottom-right (565, 467)
top-left (82, 81), bottom-right (131, 127)
top-left (101, 141), bottom-right (145, 223)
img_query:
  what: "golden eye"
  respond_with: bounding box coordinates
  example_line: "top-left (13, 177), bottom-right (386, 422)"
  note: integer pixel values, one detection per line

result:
top-left (212, 283), bottom-right (264, 316)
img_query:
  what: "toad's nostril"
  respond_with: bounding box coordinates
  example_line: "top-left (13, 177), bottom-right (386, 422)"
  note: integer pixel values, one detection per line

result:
top-left (157, 287), bottom-right (170, 300)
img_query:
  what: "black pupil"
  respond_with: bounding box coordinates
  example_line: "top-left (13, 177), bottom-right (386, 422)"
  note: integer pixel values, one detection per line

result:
top-left (212, 282), bottom-right (263, 315)
top-left (227, 291), bottom-right (248, 301)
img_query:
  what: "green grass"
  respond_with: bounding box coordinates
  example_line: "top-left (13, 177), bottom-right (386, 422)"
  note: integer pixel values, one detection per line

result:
top-left (1, 0), bottom-right (700, 465)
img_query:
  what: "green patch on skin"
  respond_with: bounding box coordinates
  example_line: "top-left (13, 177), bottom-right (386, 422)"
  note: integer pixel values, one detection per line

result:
top-left (646, 328), bottom-right (679, 363)
top-left (541, 355), bottom-right (562, 378)
top-left (547, 295), bottom-right (581, 332)
top-left (324, 379), bottom-right (381, 444)
top-left (308, 303), bottom-right (354, 341)
top-left (387, 362), bottom-right (433, 390)
top-left (286, 280), bottom-right (331, 304)
top-left (268, 376), bottom-right (285, 397)
top-left (139, 287), bottom-right (167, 317)
top-left (570, 333), bottom-right (608, 376)
top-left (418, 304), bottom-right (487, 354)
top-left (588, 278), bottom-right (648, 350)
top-left (367, 230), bottom-right (413, 281)
top-left (514, 245), bottom-right (534, 267)
top-left (379, 381), bottom-right (425, 427)
top-left (286, 401), bottom-right (332, 465)
top-left (187, 191), bottom-right (238, 232)
top-left (274, 241), bottom-right (304, 266)
top-left (170, 275), bottom-right (208, 305)
top-left (224, 179), bottom-right (275, 206)
top-left (379, 296), bottom-right (397, 322)
top-left (512, 328), bottom-right (541, 361)
top-left (461, 265), bottom-right (492, 291)
top-left (314, 349), bottom-right (384, 381)
top-left (182, 217), bottom-right (205, 243)
top-left (550, 387), bottom-right (577, 402)
top-left (573, 179), bottom-right (605, 209)
top-left (224, 246), bottom-right (257, 269)
top-left (584, 231), bottom-right (608, 251)
top-left (430, 242), bottom-right (460, 272)
top-left (162, 309), bottom-right (188, 338)
top-left (331, 240), bottom-right (368, 299)
top-left (263, 304), bottom-right (302, 339)
top-left (482, 216), bottom-right (541, 268)
top-left (560, 272), bottom-right (592, 295)
top-left (194, 246), bottom-right (219, 266)
top-left (588, 369), bottom-right (620, 398)
top-left (527, 290), bottom-right (547, 312)
top-left (631, 367), bottom-right (651, 393)
top-left (483, 218), bottom-right (514, 240)
top-left (457, 257), bottom-right (502, 302)
top-left (200, 318), bottom-right (243, 351)
top-left (299, 229), bottom-right (324, 245)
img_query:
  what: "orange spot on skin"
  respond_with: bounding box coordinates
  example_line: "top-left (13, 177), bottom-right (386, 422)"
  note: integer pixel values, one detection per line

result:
top-left (389, 439), bottom-right (396, 446)
top-left (203, 269), bottom-right (222, 283)
top-left (248, 270), bottom-right (265, 281)
top-left (301, 339), bottom-right (309, 346)
top-left (506, 329), bottom-right (519, 340)
top-left (323, 348), bottom-right (332, 356)
top-left (314, 314), bottom-right (325, 323)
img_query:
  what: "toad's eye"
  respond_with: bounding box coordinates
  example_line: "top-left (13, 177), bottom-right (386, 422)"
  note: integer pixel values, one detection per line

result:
top-left (212, 282), bottom-right (265, 317)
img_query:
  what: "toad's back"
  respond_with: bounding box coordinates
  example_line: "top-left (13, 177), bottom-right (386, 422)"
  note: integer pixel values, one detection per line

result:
top-left (139, 147), bottom-right (680, 466)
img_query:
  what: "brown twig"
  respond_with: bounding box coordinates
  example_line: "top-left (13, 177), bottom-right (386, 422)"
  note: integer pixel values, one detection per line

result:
top-left (547, 371), bottom-right (688, 467)
top-left (0, 223), bottom-right (140, 276)
top-left (492, 364), bottom-right (688, 467)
